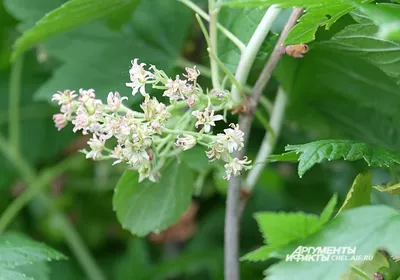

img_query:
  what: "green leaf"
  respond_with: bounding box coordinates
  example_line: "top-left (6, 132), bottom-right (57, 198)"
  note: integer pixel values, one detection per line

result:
top-left (0, 267), bottom-right (33, 280)
top-left (254, 212), bottom-right (321, 246)
top-left (113, 163), bottom-right (194, 236)
top-left (10, 0), bottom-right (140, 59)
top-left (319, 194), bottom-right (338, 224)
top-left (0, 233), bottom-right (65, 268)
top-left (341, 251), bottom-right (389, 280)
top-left (220, 0), bottom-right (373, 44)
top-left (240, 245), bottom-right (274, 262)
top-left (374, 182), bottom-right (400, 195)
top-left (356, 3), bottom-right (400, 41)
top-left (337, 172), bottom-right (372, 215)
top-left (320, 17), bottom-right (400, 85)
top-left (264, 205), bottom-right (400, 280)
top-left (285, 140), bottom-right (400, 177)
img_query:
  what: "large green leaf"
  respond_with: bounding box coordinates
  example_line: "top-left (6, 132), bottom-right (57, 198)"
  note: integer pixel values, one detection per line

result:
top-left (220, 0), bottom-right (373, 44)
top-left (265, 205), bottom-right (400, 280)
top-left (356, 3), bottom-right (400, 41)
top-left (0, 267), bottom-right (32, 280)
top-left (113, 163), bottom-right (194, 236)
top-left (320, 15), bottom-right (400, 85)
top-left (9, 0), bottom-right (140, 59)
top-left (337, 172), bottom-right (372, 215)
top-left (284, 140), bottom-right (400, 177)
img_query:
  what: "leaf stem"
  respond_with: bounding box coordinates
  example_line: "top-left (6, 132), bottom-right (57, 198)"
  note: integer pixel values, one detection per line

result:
top-left (350, 265), bottom-right (370, 280)
top-left (230, 6), bottom-right (281, 106)
top-left (9, 56), bottom-right (23, 153)
top-left (224, 8), bottom-right (303, 280)
top-left (177, 0), bottom-right (245, 51)
top-left (245, 87), bottom-right (287, 190)
top-left (208, 0), bottom-right (221, 90)
top-left (207, 48), bottom-right (242, 90)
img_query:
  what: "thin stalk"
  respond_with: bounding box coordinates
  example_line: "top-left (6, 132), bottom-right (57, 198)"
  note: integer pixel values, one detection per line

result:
top-left (207, 48), bottom-right (241, 90)
top-left (196, 14), bottom-right (212, 49)
top-left (259, 95), bottom-right (273, 114)
top-left (225, 8), bottom-right (304, 280)
top-left (231, 6), bottom-right (281, 105)
top-left (9, 56), bottom-right (23, 152)
top-left (245, 87), bottom-right (287, 190)
top-left (0, 156), bottom-right (78, 233)
top-left (350, 265), bottom-right (370, 280)
top-left (254, 109), bottom-right (275, 139)
top-left (177, 0), bottom-right (245, 51)
top-left (0, 134), bottom-right (105, 280)
top-left (208, 0), bottom-right (221, 90)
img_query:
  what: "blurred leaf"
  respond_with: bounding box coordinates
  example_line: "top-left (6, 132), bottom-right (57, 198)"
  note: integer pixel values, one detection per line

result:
top-left (319, 194), bottom-right (337, 224)
top-left (113, 163), bottom-right (194, 236)
top-left (265, 206), bottom-right (400, 280)
top-left (285, 140), bottom-right (400, 177)
top-left (0, 233), bottom-right (65, 267)
top-left (355, 3), bottom-right (400, 41)
top-left (337, 172), bottom-right (372, 215)
top-left (341, 251), bottom-right (389, 280)
top-left (320, 15), bottom-right (400, 85)
top-left (374, 182), bottom-right (400, 195)
top-left (107, 1), bottom-right (141, 30)
top-left (0, 233), bottom-right (65, 280)
top-left (220, 0), bottom-right (373, 44)
top-left (114, 239), bottom-right (151, 280)
top-left (180, 146), bottom-right (211, 172)
top-left (10, 0), bottom-right (140, 59)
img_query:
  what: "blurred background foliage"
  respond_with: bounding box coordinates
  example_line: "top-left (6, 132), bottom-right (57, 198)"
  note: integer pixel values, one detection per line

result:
top-left (0, 0), bottom-right (399, 279)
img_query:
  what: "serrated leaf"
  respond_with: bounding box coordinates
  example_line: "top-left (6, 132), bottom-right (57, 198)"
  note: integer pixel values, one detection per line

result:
top-left (337, 172), bottom-right (372, 215)
top-left (320, 21), bottom-right (400, 85)
top-left (285, 140), bottom-right (400, 177)
top-left (220, 0), bottom-right (373, 44)
top-left (319, 194), bottom-right (338, 225)
top-left (10, 0), bottom-right (139, 59)
top-left (356, 3), bottom-right (400, 41)
top-left (374, 182), bottom-right (400, 195)
top-left (113, 163), bottom-right (194, 236)
top-left (264, 205), bottom-right (400, 280)
top-left (254, 212), bottom-right (321, 246)
top-left (240, 245), bottom-right (274, 262)
top-left (0, 233), bottom-right (66, 268)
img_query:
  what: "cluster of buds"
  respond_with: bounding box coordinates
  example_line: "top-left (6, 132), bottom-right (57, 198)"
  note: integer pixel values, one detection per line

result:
top-left (52, 59), bottom-right (251, 182)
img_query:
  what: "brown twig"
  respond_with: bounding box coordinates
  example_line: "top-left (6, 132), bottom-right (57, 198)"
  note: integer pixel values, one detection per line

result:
top-left (224, 8), bottom-right (304, 280)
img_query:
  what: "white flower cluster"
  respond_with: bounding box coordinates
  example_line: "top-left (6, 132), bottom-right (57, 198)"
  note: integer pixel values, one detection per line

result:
top-left (52, 59), bottom-right (251, 182)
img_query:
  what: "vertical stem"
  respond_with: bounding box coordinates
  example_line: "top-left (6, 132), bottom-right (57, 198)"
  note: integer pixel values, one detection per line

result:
top-left (224, 8), bottom-right (304, 280)
top-left (245, 87), bottom-right (287, 189)
top-left (231, 6), bottom-right (281, 105)
top-left (9, 56), bottom-right (23, 152)
top-left (208, 0), bottom-right (221, 90)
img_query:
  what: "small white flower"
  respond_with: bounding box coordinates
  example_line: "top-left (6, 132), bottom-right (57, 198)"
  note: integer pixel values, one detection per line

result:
top-left (78, 88), bottom-right (96, 103)
top-left (192, 108), bottom-right (224, 133)
top-left (86, 135), bottom-right (105, 160)
top-left (175, 134), bottom-right (196, 150)
top-left (224, 157), bottom-right (252, 180)
top-left (138, 161), bottom-right (156, 182)
top-left (183, 66), bottom-right (200, 81)
top-left (126, 58), bottom-right (153, 96)
top-left (110, 145), bottom-right (124, 165)
top-left (52, 90), bottom-right (77, 105)
top-left (216, 123), bottom-right (244, 153)
top-left (53, 114), bottom-right (67, 131)
top-left (106, 91), bottom-right (127, 112)
top-left (140, 96), bottom-right (170, 122)
top-left (163, 76), bottom-right (189, 101)
top-left (205, 143), bottom-right (227, 162)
